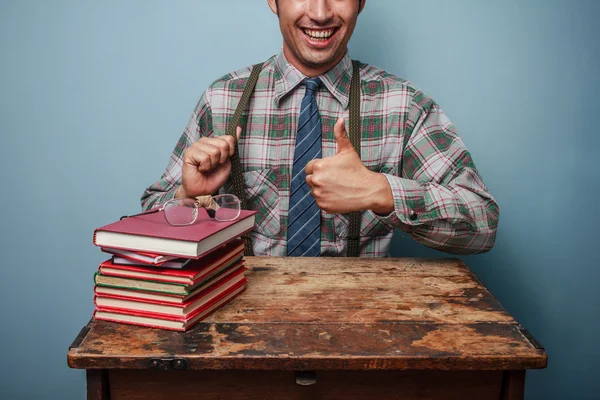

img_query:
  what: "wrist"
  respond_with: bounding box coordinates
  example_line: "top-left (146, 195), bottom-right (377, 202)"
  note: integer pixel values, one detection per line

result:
top-left (175, 185), bottom-right (189, 199)
top-left (367, 172), bottom-right (394, 215)
top-left (175, 185), bottom-right (217, 199)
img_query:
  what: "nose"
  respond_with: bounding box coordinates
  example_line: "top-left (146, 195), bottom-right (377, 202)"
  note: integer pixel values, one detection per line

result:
top-left (307, 0), bottom-right (334, 24)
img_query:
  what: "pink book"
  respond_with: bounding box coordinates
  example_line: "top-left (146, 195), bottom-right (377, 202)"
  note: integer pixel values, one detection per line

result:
top-left (93, 208), bottom-right (256, 258)
top-left (101, 248), bottom-right (180, 265)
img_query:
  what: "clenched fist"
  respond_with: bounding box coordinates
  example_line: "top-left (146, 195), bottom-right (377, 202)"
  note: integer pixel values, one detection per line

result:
top-left (176, 127), bottom-right (241, 198)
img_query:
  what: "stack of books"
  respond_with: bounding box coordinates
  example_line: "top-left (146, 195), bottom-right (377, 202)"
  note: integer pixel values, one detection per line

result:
top-left (91, 208), bottom-right (256, 331)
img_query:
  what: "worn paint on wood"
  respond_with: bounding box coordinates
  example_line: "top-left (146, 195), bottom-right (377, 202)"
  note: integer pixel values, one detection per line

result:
top-left (68, 257), bottom-right (547, 371)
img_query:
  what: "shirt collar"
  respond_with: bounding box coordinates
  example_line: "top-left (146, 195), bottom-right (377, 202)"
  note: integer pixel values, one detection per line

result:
top-left (273, 51), bottom-right (353, 109)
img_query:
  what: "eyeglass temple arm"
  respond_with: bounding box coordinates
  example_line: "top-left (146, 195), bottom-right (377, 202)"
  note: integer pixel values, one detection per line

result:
top-left (120, 207), bottom-right (163, 221)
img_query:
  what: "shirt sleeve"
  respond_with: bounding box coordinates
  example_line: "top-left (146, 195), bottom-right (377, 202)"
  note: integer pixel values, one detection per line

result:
top-left (375, 92), bottom-right (500, 255)
top-left (140, 91), bottom-right (213, 211)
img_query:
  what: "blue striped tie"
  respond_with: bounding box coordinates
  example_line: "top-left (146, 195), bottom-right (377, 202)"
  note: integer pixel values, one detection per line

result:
top-left (287, 78), bottom-right (322, 256)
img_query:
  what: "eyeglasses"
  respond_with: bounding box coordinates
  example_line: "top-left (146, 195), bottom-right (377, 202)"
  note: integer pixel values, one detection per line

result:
top-left (121, 194), bottom-right (241, 226)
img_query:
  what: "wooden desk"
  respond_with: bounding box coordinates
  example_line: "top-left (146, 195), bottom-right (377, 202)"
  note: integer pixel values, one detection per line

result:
top-left (68, 257), bottom-right (547, 400)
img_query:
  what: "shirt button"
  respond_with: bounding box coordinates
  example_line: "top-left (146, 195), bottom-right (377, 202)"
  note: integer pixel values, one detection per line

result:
top-left (409, 213), bottom-right (418, 221)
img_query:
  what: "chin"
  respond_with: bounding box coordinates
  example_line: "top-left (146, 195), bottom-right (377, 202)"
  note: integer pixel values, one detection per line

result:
top-left (301, 51), bottom-right (340, 69)
top-left (304, 57), bottom-right (334, 68)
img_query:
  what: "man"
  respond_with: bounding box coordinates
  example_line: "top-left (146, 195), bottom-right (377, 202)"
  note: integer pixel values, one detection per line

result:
top-left (141, 0), bottom-right (499, 257)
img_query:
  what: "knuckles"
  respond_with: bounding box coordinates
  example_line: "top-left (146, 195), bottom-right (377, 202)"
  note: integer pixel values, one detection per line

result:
top-left (198, 153), bottom-right (210, 165)
top-left (316, 200), bottom-right (333, 214)
top-left (187, 141), bottom-right (206, 156)
top-left (310, 175), bottom-right (322, 187)
top-left (312, 160), bottom-right (324, 172)
top-left (183, 145), bottom-right (198, 160)
top-left (220, 136), bottom-right (235, 149)
top-left (205, 146), bottom-right (220, 157)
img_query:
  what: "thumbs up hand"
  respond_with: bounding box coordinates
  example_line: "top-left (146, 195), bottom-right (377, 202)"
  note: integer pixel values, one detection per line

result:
top-left (332, 117), bottom-right (356, 155)
top-left (305, 118), bottom-right (389, 214)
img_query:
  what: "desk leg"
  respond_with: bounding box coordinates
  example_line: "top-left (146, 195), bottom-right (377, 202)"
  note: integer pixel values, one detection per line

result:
top-left (501, 370), bottom-right (526, 400)
top-left (87, 369), bottom-right (110, 400)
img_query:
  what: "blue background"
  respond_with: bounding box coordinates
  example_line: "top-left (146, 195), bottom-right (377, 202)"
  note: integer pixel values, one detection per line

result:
top-left (1, 1), bottom-right (598, 399)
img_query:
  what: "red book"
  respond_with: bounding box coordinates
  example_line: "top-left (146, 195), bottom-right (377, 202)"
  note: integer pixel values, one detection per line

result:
top-left (94, 280), bottom-right (247, 331)
top-left (94, 266), bottom-right (247, 317)
top-left (94, 258), bottom-right (244, 296)
top-left (97, 239), bottom-right (245, 285)
top-left (93, 208), bottom-right (256, 258)
top-left (94, 263), bottom-right (246, 304)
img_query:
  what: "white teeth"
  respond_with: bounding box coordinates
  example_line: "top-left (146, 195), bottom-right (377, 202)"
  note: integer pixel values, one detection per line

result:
top-left (304, 29), bottom-right (334, 39)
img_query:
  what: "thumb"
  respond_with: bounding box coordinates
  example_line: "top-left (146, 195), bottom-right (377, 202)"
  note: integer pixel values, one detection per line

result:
top-left (236, 126), bottom-right (242, 141)
top-left (334, 117), bottom-right (354, 154)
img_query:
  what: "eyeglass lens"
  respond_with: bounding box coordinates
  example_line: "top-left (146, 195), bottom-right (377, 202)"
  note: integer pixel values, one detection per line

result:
top-left (212, 194), bottom-right (241, 221)
top-left (164, 198), bottom-right (198, 226)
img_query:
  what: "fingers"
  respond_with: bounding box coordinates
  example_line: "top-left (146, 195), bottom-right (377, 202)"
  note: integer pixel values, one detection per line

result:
top-left (236, 126), bottom-right (242, 144)
top-left (305, 159), bottom-right (316, 176)
top-left (334, 117), bottom-right (354, 154)
top-left (184, 144), bottom-right (215, 172)
top-left (305, 173), bottom-right (313, 188)
top-left (184, 135), bottom-right (236, 172)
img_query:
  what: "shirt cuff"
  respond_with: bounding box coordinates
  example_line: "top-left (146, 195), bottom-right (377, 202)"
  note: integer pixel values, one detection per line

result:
top-left (374, 174), bottom-right (427, 227)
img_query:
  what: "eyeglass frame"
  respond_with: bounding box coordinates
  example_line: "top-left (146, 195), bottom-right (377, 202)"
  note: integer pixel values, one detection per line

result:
top-left (120, 194), bottom-right (241, 225)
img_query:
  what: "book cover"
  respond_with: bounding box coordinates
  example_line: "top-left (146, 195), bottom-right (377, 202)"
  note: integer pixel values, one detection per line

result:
top-left (93, 208), bottom-right (256, 258)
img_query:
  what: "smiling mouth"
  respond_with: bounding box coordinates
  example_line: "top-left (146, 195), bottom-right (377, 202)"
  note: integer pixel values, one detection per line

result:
top-left (303, 28), bottom-right (338, 41)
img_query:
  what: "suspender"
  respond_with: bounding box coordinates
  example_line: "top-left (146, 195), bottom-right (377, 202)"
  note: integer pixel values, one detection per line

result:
top-left (347, 60), bottom-right (362, 258)
top-left (226, 63), bottom-right (263, 256)
top-left (228, 61), bottom-right (362, 257)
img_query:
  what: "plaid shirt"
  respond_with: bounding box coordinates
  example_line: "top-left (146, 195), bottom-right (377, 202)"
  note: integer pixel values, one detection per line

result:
top-left (141, 52), bottom-right (499, 257)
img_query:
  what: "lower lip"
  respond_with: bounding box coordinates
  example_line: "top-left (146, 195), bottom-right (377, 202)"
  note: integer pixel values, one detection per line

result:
top-left (303, 30), bottom-right (337, 49)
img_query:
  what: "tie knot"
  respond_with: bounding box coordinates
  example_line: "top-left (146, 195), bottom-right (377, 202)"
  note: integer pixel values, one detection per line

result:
top-left (304, 77), bottom-right (321, 93)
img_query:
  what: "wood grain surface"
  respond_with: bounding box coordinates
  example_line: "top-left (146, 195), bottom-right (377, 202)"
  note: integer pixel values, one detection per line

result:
top-left (68, 257), bottom-right (547, 371)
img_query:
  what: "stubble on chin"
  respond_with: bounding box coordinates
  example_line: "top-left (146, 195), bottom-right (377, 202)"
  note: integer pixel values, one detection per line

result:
top-left (296, 41), bottom-right (344, 70)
